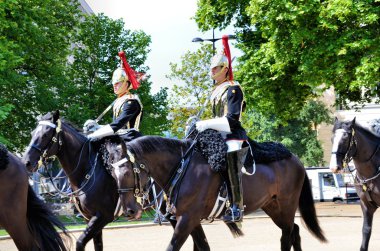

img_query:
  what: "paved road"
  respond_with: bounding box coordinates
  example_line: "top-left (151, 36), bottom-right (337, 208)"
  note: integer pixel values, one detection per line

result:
top-left (1, 202), bottom-right (380, 250)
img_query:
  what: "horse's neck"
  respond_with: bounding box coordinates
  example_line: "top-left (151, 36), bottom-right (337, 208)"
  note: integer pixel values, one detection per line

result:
top-left (145, 151), bottom-right (182, 191)
top-left (56, 126), bottom-right (89, 186)
top-left (354, 127), bottom-right (380, 177)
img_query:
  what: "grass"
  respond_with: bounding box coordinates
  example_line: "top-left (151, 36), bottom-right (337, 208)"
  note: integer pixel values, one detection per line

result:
top-left (0, 211), bottom-right (157, 237)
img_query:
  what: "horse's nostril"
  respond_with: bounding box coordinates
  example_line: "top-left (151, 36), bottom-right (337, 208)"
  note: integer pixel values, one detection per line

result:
top-left (25, 161), bottom-right (30, 167)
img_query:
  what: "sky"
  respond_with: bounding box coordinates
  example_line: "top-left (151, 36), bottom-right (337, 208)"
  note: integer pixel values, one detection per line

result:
top-left (85, 0), bottom-right (240, 94)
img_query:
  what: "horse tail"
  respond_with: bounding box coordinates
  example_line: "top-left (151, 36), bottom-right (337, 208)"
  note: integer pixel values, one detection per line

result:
top-left (26, 185), bottom-right (72, 251)
top-left (225, 222), bottom-right (244, 238)
top-left (298, 173), bottom-right (327, 242)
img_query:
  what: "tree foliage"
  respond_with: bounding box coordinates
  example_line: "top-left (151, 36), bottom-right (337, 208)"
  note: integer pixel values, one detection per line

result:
top-left (243, 100), bottom-right (332, 166)
top-left (0, 0), bottom-right (80, 151)
top-left (166, 44), bottom-right (214, 138)
top-left (0, 102), bottom-right (13, 145)
top-left (195, 0), bottom-right (380, 123)
top-left (0, 4), bottom-right (170, 151)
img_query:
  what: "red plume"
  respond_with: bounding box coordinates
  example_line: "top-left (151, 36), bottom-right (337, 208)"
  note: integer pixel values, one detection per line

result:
top-left (222, 35), bottom-right (233, 80)
top-left (118, 51), bottom-right (140, 90)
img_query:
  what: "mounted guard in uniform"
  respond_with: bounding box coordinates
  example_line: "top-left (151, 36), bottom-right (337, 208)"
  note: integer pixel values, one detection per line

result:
top-left (83, 51), bottom-right (143, 142)
top-left (195, 35), bottom-right (248, 223)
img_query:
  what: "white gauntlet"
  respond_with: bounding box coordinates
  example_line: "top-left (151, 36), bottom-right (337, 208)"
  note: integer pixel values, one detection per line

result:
top-left (196, 117), bottom-right (231, 133)
top-left (87, 125), bottom-right (114, 140)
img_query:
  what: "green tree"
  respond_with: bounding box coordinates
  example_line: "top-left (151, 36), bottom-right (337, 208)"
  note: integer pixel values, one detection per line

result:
top-left (0, 103), bottom-right (13, 145)
top-left (195, 0), bottom-right (380, 123)
top-left (243, 100), bottom-right (332, 166)
top-left (0, 0), bottom-right (80, 151)
top-left (166, 44), bottom-right (214, 138)
top-left (65, 14), bottom-right (169, 135)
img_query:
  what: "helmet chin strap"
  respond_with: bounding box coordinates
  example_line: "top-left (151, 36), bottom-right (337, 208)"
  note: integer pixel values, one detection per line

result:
top-left (115, 80), bottom-right (131, 97)
top-left (211, 66), bottom-right (228, 80)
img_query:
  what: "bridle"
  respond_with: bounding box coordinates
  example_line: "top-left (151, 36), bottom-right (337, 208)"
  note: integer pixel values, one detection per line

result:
top-left (112, 149), bottom-right (149, 207)
top-left (331, 128), bottom-right (357, 170)
top-left (29, 119), bottom-right (63, 168)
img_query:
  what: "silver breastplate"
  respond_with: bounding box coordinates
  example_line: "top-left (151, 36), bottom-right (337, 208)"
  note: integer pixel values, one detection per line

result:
top-left (211, 82), bottom-right (231, 117)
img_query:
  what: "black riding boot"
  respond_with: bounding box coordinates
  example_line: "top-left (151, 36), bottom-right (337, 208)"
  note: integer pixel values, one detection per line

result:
top-left (222, 147), bottom-right (248, 223)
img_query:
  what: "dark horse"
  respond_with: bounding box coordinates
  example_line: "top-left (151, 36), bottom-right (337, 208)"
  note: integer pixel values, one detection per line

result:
top-left (330, 117), bottom-right (380, 251)
top-left (106, 134), bottom-right (327, 251)
top-left (22, 111), bottom-right (143, 251)
top-left (0, 143), bottom-right (70, 250)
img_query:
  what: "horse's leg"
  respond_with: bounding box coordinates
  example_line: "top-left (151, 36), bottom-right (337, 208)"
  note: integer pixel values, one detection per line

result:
top-left (166, 214), bottom-right (198, 251)
top-left (167, 215), bottom-right (210, 251)
top-left (280, 225), bottom-right (294, 251)
top-left (93, 230), bottom-right (103, 251)
top-left (76, 213), bottom-right (108, 251)
top-left (262, 200), bottom-right (297, 251)
top-left (5, 222), bottom-right (35, 250)
top-left (360, 201), bottom-right (377, 251)
top-left (290, 223), bottom-right (301, 251)
top-left (189, 224), bottom-right (210, 251)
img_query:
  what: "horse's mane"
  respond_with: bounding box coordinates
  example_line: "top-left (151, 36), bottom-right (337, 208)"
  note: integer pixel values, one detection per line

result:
top-left (365, 119), bottom-right (380, 138)
top-left (0, 143), bottom-right (9, 170)
top-left (127, 136), bottom-right (191, 158)
top-left (39, 112), bottom-right (85, 135)
top-left (334, 119), bottom-right (380, 140)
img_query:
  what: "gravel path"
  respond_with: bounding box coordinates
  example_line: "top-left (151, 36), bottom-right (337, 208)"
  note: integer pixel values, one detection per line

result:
top-left (1, 202), bottom-right (380, 251)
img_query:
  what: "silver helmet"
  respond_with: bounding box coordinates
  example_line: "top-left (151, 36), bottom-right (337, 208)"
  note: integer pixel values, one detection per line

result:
top-left (210, 51), bottom-right (229, 80)
top-left (111, 67), bottom-right (128, 86)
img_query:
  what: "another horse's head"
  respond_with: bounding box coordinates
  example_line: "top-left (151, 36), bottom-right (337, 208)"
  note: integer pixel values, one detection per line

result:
top-left (105, 140), bottom-right (146, 220)
top-left (330, 117), bottom-right (356, 173)
top-left (23, 110), bottom-right (63, 172)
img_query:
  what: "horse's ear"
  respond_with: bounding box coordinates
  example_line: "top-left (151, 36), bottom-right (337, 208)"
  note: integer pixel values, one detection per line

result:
top-left (52, 110), bottom-right (60, 122)
top-left (334, 117), bottom-right (338, 123)
top-left (352, 117), bottom-right (356, 125)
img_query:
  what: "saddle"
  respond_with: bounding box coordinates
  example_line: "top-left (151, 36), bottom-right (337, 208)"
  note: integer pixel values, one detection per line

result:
top-left (193, 129), bottom-right (293, 173)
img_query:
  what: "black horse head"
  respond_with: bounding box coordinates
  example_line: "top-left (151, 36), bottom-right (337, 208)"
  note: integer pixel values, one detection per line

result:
top-left (105, 139), bottom-right (146, 220)
top-left (330, 117), bottom-right (357, 173)
top-left (23, 110), bottom-right (62, 171)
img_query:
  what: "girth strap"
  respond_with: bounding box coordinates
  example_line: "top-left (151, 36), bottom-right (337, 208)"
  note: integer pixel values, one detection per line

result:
top-left (166, 146), bottom-right (195, 213)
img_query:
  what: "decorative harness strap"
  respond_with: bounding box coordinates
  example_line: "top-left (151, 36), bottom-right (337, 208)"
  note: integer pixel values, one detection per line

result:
top-left (165, 148), bottom-right (194, 214)
top-left (112, 149), bottom-right (148, 207)
top-left (29, 119), bottom-right (63, 168)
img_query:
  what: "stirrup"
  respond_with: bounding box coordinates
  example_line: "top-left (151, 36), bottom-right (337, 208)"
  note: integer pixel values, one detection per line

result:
top-left (222, 207), bottom-right (243, 223)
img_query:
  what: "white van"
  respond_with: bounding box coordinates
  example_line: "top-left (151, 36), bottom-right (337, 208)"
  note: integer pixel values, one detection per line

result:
top-left (305, 167), bottom-right (359, 202)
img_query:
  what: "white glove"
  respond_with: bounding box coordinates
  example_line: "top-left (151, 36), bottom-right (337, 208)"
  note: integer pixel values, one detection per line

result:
top-left (83, 119), bottom-right (101, 133)
top-left (87, 124), bottom-right (114, 141)
top-left (196, 117), bottom-right (231, 133)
